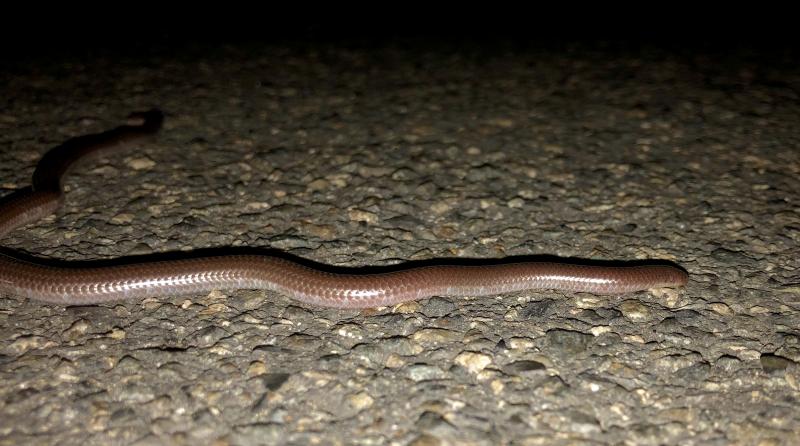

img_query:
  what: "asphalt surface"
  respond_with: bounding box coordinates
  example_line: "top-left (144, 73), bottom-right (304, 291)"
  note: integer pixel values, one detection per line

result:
top-left (1, 37), bottom-right (799, 445)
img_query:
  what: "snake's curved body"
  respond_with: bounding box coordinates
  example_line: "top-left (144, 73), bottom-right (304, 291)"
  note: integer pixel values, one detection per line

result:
top-left (0, 111), bottom-right (688, 308)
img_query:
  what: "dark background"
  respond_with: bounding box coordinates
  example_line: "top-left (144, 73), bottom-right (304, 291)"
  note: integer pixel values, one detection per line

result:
top-left (2, 4), bottom-right (797, 58)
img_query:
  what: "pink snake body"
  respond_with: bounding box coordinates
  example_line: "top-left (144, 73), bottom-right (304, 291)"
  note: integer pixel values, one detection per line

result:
top-left (0, 111), bottom-right (688, 308)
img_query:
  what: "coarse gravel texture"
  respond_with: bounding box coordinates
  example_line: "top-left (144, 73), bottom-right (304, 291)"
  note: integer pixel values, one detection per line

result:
top-left (1, 39), bottom-right (799, 445)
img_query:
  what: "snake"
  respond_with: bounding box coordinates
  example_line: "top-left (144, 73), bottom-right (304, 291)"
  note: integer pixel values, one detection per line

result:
top-left (0, 110), bottom-right (688, 309)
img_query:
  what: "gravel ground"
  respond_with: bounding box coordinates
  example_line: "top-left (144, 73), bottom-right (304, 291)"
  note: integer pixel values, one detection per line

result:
top-left (1, 37), bottom-right (799, 445)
